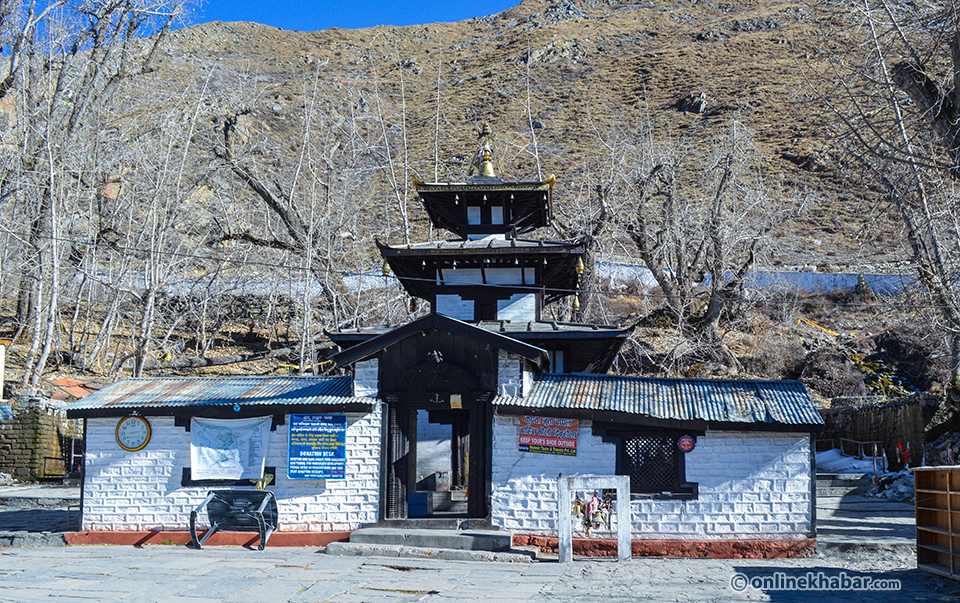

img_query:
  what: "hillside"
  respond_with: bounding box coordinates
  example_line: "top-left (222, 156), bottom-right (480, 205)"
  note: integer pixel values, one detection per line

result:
top-left (149, 0), bottom-right (897, 270)
top-left (7, 0), bottom-right (949, 408)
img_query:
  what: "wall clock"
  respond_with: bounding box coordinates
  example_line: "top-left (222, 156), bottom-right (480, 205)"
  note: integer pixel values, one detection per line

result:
top-left (116, 416), bottom-right (151, 451)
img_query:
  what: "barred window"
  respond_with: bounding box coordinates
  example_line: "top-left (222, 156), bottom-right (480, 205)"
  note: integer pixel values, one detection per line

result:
top-left (597, 427), bottom-right (699, 499)
top-left (622, 434), bottom-right (680, 494)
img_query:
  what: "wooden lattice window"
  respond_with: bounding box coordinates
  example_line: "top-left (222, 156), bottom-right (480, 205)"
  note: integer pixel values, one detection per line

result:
top-left (622, 434), bottom-right (680, 494)
top-left (596, 426), bottom-right (699, 500)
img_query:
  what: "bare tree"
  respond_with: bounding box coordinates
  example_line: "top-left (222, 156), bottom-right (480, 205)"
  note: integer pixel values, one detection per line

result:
top-left (0, 0), bottom-right (187, 385)
top-left (206, 64), bottom-right (401, 337)
top-left (810, 0), bottom-right (960, 387)
top-left (573, 119), bottom-right (780, 373)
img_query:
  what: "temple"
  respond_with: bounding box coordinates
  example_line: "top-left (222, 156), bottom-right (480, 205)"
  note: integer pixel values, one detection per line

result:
top-left (328, 126), bottom-right (631, 518)
top-left (67, 127), bottom-right (822, 557)
top-left (334, 126), bottom-right (628, 375)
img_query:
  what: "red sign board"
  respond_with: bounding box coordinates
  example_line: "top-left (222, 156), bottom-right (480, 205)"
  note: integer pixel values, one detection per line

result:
top-left (678, 434), bottom-right (696, 453)
top-left (519, 415), bottom-right (578, 456)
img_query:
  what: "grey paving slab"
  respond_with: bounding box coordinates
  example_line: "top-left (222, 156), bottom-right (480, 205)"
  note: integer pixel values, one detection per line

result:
top-left (224, 580), bottom-right (313, 603)
top-left (263, 567), bottom-right (341, 580)
top-left (177, 576), bottom-right (268, 598)
top-left (0, 545), bottom-right (957, 602)
top-left (289, 579), bottom-right (358, 602)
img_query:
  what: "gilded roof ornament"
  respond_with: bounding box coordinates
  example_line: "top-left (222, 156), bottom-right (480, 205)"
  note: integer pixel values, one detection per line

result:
top-left (478, 146), bottom-right (496, 177)
top-left (474, 122), bottom-right (497, 178)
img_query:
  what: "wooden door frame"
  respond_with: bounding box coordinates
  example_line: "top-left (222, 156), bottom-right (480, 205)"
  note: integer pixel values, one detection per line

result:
top-left (380, 394), bottom-right (492, 520)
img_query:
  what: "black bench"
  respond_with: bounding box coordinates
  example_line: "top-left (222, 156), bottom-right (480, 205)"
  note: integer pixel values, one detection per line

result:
top-left (189, 490), bottom-right (278, 550)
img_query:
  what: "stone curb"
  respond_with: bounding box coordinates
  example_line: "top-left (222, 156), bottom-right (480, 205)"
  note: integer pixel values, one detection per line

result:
top-left (325, 541), bottom-right (536, 563)
top-left (0, 531), bottom-right (68, 547)
top-left (0, 497), bottom-right (79, 509)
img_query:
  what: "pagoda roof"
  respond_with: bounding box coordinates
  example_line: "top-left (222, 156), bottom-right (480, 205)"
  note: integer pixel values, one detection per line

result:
top-left (378, 238), bottom-right (582, 254)
top-left (414, 175), bottom-right (555, 238)
top-left (331, 313), bottom-right (550, 371)
top-left (376, 238), bottom-right (585, 305)
top-left (331, 320), bottom-right (628, 341)
top-left (413, 174), bottom-right (554, 193)
top-left (329, 320), bottom-right (630, 374)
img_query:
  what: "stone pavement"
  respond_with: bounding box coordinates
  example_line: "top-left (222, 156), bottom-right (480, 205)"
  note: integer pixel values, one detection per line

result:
top-left (0, 484), bottom-right (81, 542)
top-left (815, 492), bottom-right (916, 555)
top-left (0, 544), bottom-right (958, 602)
top-left (1, 484), bottom-right (956, 602)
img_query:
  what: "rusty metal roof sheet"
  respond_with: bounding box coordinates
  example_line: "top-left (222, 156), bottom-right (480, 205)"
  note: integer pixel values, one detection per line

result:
top-left (497, 373), bottom-right (823, 426)
top-left (65, 376), bottom-right (366, 416)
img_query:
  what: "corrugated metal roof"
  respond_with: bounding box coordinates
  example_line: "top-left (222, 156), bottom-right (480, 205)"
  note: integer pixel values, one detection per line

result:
top-left (497, 373), bottom-right (823, 426)
top-left (65, 376), bottom-right (364, 413)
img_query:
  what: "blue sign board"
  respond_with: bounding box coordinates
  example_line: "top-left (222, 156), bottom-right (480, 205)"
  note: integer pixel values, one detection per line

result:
top-left (287, 414), bottom-right (347, 480)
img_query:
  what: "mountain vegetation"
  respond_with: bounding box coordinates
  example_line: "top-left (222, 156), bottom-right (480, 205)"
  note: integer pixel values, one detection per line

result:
top-left (1, 0), bottom-right (957, 414)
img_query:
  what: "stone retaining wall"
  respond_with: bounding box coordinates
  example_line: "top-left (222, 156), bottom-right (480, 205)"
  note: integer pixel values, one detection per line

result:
top-left (0, 398), bottom-right (83, 481)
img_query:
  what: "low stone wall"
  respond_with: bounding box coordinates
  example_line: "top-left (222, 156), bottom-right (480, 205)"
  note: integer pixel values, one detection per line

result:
top-left (0, 398), bottom-right (83, 481)
top-left (491, 412), bottom-right (814, 540)
top-left (82, 409), bottom-right (382, 532)
top-left (512, 534), bottom-right (816, 558)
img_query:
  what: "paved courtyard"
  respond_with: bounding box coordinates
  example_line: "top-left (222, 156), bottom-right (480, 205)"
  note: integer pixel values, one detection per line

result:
top-left (0, 484), bottom-right (956, 602)
top-left (0, 544), bottom-right (957, 603)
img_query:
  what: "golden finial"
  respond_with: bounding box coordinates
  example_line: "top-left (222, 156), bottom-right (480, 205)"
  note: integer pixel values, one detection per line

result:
top-left (475, 123), bottom-right (496, 177)
top-left (382, 260), bottom-right (391, 276)
top-left (479, 146), bottom-right (496, 177)
top-left (572, 294), bottom-right (581, 311)
top-left (575, 257), bottom-right (585, 274)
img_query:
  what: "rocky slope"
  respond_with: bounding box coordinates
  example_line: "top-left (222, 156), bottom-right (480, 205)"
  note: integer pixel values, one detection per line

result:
top-left (146, 0), bottom-right (898, 270)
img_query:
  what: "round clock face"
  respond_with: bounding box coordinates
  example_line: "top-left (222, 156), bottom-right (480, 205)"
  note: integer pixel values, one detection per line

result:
top-left (116, 416), bottom-right (151, 451)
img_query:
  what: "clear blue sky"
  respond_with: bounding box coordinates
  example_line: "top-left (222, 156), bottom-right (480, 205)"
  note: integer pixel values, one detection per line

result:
top-left (193, 1), bottom-right (521, 31)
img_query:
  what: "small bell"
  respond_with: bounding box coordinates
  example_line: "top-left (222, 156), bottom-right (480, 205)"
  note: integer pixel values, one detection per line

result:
top-left (382, 260), bottom-right (391, 276)
top-left (410, 298), bottom-right (418, 312)
top-left (575, 257), bottom-right (585, 274)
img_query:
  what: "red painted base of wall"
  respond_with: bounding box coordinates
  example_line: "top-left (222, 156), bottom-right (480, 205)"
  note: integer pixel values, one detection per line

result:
top-left (512, 534), bottom-right (816, 559)
top-left (64, 530), bottom-right (352, 548)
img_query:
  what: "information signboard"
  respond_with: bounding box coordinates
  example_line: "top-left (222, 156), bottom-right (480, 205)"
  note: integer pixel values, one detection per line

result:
top-left (287, 414), bottom-right (347, 479)
top-left (519, 415), bottom-right (578, 456)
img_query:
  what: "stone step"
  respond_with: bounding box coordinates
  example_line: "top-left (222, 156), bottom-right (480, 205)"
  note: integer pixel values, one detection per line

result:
top-left (816, 473), bottom-right (872, 497)
top-left (368, 518), bottom-right (496, 530)
top-left (325, 541), bottom-right (534, 562)
top-left (349, 528), bottom-right (512, 552)
top-left (816, 472), bottom-right (872, 486)
top-left (817, 486), bottom-right (872, 498)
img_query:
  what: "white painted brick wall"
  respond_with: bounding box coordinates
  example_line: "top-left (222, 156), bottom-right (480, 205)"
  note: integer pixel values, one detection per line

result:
top-left (82, 406), bottom-right (381, 532)
top-left (491, 413), bottom-right (614, 534)
top-left (354, 359), bottom-right (378, 398)
top-left (498, 351), bottom-right (522, 396)
top-left (435, 294), bottom-right (474, 320)
top-left (497, 294), bottom-right (536, 322)
top-left (490, 412), bottom-right (812, 540)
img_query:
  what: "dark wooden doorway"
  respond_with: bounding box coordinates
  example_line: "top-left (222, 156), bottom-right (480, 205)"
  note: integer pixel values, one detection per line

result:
top-left (383, 393), bottom-right (491, 520)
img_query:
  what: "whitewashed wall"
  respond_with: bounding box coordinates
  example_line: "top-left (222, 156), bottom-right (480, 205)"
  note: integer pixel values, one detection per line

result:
top-left (81, 407), bottom-right (381, 532)
top-left (490, 412), bottom-right (813, 539)
top-left (435, 295), bottom-right (474, 320)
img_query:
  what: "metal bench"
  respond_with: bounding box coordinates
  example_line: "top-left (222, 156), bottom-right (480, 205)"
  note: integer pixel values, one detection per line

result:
top-left (189, 490), bottom-right (278, 550)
